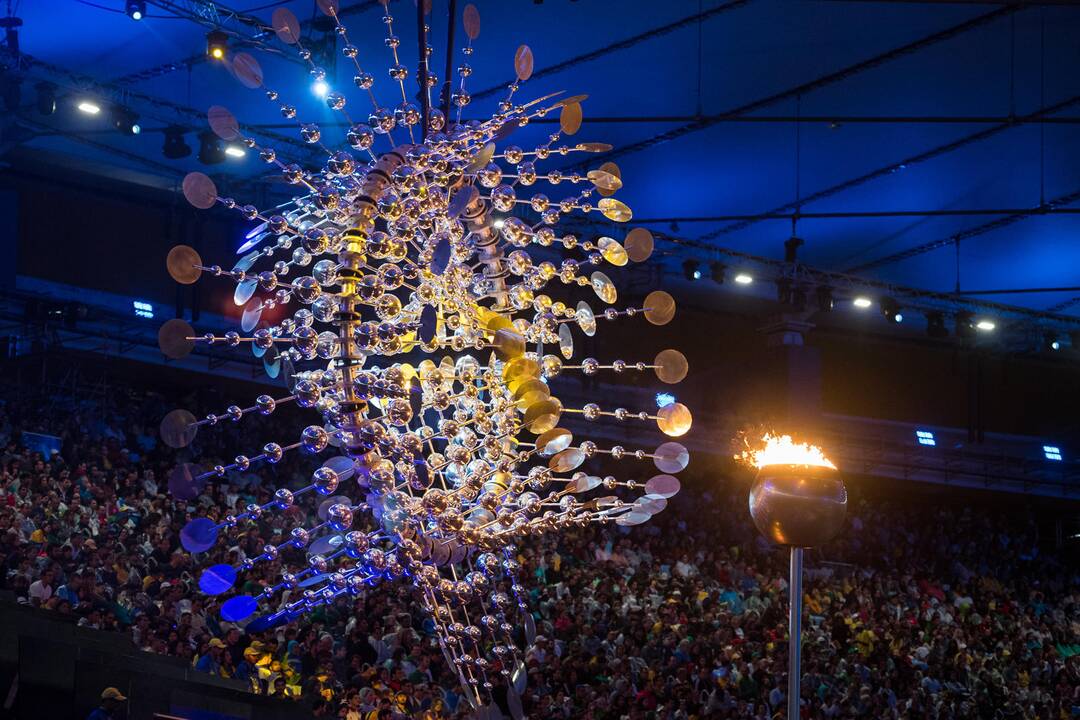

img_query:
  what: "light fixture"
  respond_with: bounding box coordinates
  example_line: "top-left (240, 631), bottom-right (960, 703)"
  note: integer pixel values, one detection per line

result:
top-left (198, 130), bottom-right (226, 165)
top-left (709, 261), bottom-right (725, 284)
top-left (126, 0), bottom-right (146, 20)
top-left (975, 319), bottom-right (996, 332)
top-left (206, 30), bottom-right (228, 60)
top-left (312, 79), bottom-right (329, 97)
top-left (132, 300), bottom-right (154, 319)
top-left (852, 296), bottom-right (872, 309)
top-left (682, 259), bottom-right (701, 281)
top-left (34, 81), bottom-right (56, 115)
top-left (915, 430), bottom-right (936, 447)
top-left (77, 100), bottom-right (102, 115)
top-left (880, 297), bottom-right (902, 323)
top-left (162, 126), bottom-right (192, 159)
top-left (733, 272), bottom-right (753, 285)
top-left (225, 145), bottom-right (246, 158)
top-left (112, 107), bottom-right (141, 136)
top-left (815, 285), bottom-right (833, 312)
top-left (492, 218), bottom-right (505, 229)
top-left (1043, 445), bottom-right (1063, 461)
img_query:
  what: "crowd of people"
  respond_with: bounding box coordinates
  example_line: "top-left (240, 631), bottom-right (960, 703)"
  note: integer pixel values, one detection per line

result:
top-left (0, 368), bottom-right (1077, 719)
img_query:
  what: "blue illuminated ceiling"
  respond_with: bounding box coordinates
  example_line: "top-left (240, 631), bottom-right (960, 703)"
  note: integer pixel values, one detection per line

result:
top-left (6, 0), bottom-right (1080, 317)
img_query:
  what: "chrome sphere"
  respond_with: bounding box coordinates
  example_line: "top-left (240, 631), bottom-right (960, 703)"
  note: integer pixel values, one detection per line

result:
top-left (748, 463), bottom-right (847, 547)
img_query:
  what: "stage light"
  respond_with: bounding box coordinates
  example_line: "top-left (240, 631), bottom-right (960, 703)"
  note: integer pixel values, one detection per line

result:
top-left (34, 81), bottom-right (56, 115)
top-left (112, 107), bottom-right (141, 135)
top-left (815, 285), bottom-right (833, 312)
top-left (915, 430), bottom-right (936, 447)
top-left (198, 130), bottom-right (226, 165)
top-left (132, 300), bottom-right (154, 319)
top-left (225, 145), bottom-right (246, 158)
top-left (206, 30), bottom-right (228, 60)
top-left (852, 296), bottom-right (872, 309)
top-left (1043, 445), bottom-right (1062, 461)
top-left (655, 392), bottom-right (675, 408)
top-left (162, 126), bottom-right (192, 159)
top-left (126, 0), bottom-right (146, 20)
top-left (1044, 333), bottom-right (1061, 352)
top-left (975, 319), bottom-right (996, 332)
top-left (77, 100), bottom-right (101, 115)
top-left (709, 261), bottom-right (725, 284)
top-left (925, 312), bottom-right (948, 338)
top-left (880, 297), bottom-right (902, 323)
top-left (492, 218), bottom-right (505, 229)
top-left (312, 79), bottom-right (329, 97)
top-left (682, 259), bottom-right (701, 281)
top-left (733, 272), bottom-right (753, 285)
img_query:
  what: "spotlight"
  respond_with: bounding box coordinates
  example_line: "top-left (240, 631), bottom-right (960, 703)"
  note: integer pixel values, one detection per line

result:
top-left (815, 285), bottom-right (833, 312)
top-left (126, 0), bottom-right (146, 20)
top-left (709, 261), bottom-right (725, 284)
top-left (682, 259), bottom-right (701, 281)
top-left (312, 79), bottom-right (329, 97)
top-left (112, 107), bottom-right (141, 136)
top-left (34, 81), bottom-right (56, 115)
top-left (206, 30), bottom-right (228, 60)
top-left (198, 130), bottom-right (226, 165)
top-left (225, 145), bottom-right (246, 158)
top-left (162, 126), bottom-right (192, 159)
top-left (1044, 333), bottom-right (1061, 352)
top-left (77, 100), bottom-right (101, 115)
top-left (880, 297), bottom-right (902, 323)
top-left (925, 312), bottom-right (948, 338)
top-left (975, 319), bottom-right (996, 332)
top-left (852, 296), bottom-right (872, 309)
top-left (492, 218), bottom-right (505, 229)
top-left (733, 272), bottom-right (753, 285)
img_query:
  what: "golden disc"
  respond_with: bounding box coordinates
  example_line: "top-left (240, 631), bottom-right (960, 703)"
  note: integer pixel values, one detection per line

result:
top-left (656, 402), bottom-right (692, 437)
top-left (463, 3), bottom-right (481, 39)
top-left (576, 142), bottom-right (612, 153)
top-left (512, 378), bottom-right (549, 402)
top-left (493, 328), bottom-right (525, 359)
top-left (590, 272), bottom-right (617, 304)
top-left (167, 245), bottom-right (203, 285)
top-left (467, 142), bottom-right (495, 172)
top-left (272, 7), bottom-right (301, 43)
top-left (503, 357), bottom-right (540, 383)
top-left (654, 348), bottom-right (688, 384)
top-left (598, 198), bottom-right (632, 223)
top-left (208, 105), bottom-right (240, 141)
top-left (558, 323), bottom-right (574, 359)
top-left (535, 427), bottom-right (573, 456)
top-left (587, 170), bottom-right (622, 192)
top-left (514, 45), bottom-right (534, 81)
top-left (625, 228), bottom-right (654, 263)
top-left (549, 448), bottom-right (585, 473)
top-left (182, 172), bottom-right (217, 210)
top-left (643, 290), bottom-right (676, 326)
top-left (575, 301), bottom-right (596, 337)
top-left (596, 161), bottom-right (621, 197)
top-left (560, 102), bottom-right (582, 136)
top-left (158, 318), bottom-right (195, 360)
top-left (160, 408), bottom-right (198, 449)
top-left (524, 399), bottom-right (561, 434)
top-left (597, 237), bottom-right (628, 266)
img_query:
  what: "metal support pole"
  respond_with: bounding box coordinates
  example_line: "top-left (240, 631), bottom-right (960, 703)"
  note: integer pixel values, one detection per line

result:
top-left (788, 546), bottom-right (803, 720)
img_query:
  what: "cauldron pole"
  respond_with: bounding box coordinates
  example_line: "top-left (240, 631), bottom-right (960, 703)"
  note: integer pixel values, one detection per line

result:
top-left (787, 546), bottom-right (803, 720)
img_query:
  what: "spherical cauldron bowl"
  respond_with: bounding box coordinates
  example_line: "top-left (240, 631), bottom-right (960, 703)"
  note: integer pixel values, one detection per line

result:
top-left (748, 463), bottom-right (847, 547)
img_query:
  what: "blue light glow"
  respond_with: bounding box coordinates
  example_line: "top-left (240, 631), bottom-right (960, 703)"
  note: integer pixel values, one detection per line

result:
top-left (133, 300), bottom-right (154, 319)
top-left (655, 392), bottom-right (676, 408)
top-left (1043, 445), bottom-right (1062, 461)
top-left (915, 429), bottom-right (936, 446)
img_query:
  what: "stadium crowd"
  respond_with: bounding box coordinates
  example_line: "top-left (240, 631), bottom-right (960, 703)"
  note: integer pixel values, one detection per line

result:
top-left (0, 375), bottom-right (1077, 719)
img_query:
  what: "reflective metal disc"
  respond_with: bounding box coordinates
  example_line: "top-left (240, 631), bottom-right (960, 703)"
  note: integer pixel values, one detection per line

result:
top-left (240, 300), bottom-right (263, 332)
top-left (576, 142), bottom-right (612, 153)
top-left (167, 244), bottom-right (203, 284)
top-left (560, 101), bottom-right (582, 135)
top-left (656, 402), bottom-right (692, 437)
top-left (558, 322), bottom-right (574, 359)
top-left (524, 399), bottom-right (561, 434)
top-left (158, 318), bottom-right (195, 359)
top-left (596, 161), bottom-right (621, 197)
top-left (598, 197), bottom-right (632, 222)
top-left (316, 0), bottom-right (339, 15)
top-left (576, 301), bottom-right (596, 336)
top-left (549, 447), bottom-right (585, 473)
top-left (493, 328), bottom-right (526, 359)
top-left (448, 185), bottom-right (478, 218)
top-left (168, 462), bottom-right (204, 500)
top-left (597, 236), bottom-right (628, 266)
top-left (514, 44), bottom-right (534, 81)
top-left (654, 348), bottom-right (689, 384)
top-left (308, 534), bottom-right (344, 556)
top-left (590, 271), bottom-right (617, 304)
top-left (645, 473), bottom-right (681, 498)
top-left (625, 227), bottom-right (654, 263)
top-left (263, 345), bottom-right (281, 379)
top-left (272, 7), bottom-right (301, 43)
top-left (653, 441), bottom-right (690, 473)
top-left (534, 427), bottom-right (572, 456)
top-left (643, 290), bottom-right (676, 326)
top-left (616, 511), bottom-right (651, 526)
top-left (463, 3), bottom-right (480, 39)
top-left (318, 495), bottom-right (353, 520)
top-left (160, 408), bottom-right (198, 449)
top-left (231, 52), bottom-right (263, 89)
top-left (208, 105), bottom-right (240, 141)
top-left (588, 170), bottom-right (622, 193)
top-left (568, 473), bottom-right (601, 493)
top-left (182, 172), bottom-right (217, 210)
top-left (234, 277), bottom-right (257, 306)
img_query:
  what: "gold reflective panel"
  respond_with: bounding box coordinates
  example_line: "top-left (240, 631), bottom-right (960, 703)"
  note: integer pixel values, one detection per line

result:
top-left (535, 427), bottom-right (573, 456)
top-left (549, 447), bottom-right (585, 473)
top-left (643, 290), bottom-right (676, 326)
top-left (624, 227), bottom-right (654, 263)
top-left (598, 198), bottom-right (632, 223)
top-left (560, 102), bottom-right (582, 135)
top-left (656, 402), bottom-right (692, 437)
top-left (587, 170), bottom-right (622, 192)
top-left (524, 399), bottom-right (562, 434)
top-left (493, 328), bottom-right (526, 359)
top-left (514, 45), bottom-right (534, 81)
top-left (590, 271), bottom-right (617, 304)
top-left (158, 318), bottom-right (195, 360)
top-left (596, 161), bottom-right (621, 197)
top-left (575, 301), bottom-right (597, 336)
top-left (558, 322), bottom-right (574, 359)
top-left (654, 348), bottom-right (689, 384)
top-left (597, 237), bottom-right (628, 266)
top-left (167, 245), bottom-right (203, 285)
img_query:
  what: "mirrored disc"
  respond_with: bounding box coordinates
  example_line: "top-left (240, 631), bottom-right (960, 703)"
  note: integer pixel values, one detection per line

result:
top-left (653, 441), bottom-right (690, 473)
top-left (560, 101), bottom-right (582, 135)
top-left (220, 595), bottom-right (258, 622)
top-left (625, 227), bottom-right (654, 263)
top-left (182, 172), bottom-right (217, 210)
top-left (597, 236), bottom-right (628, 266)
top-left (448, 185), bottom-right (478, 218)
top-left (549, 447), bottom-right (585, 473)
top-left (466, 142), bottom-right (495, 173)
top-left (236, 231), bottom-right (267, 255)
top-left (168, 462), bottom-right (204, 500)
top-left (308, 534), bottom-right (344, 556)
top-left (558, 322), bottom-right (574, 359)
top-left (158, 318), bottom-right (195, 359)
top-left (590, 271), bottom-right (617, 304)
top-left (233, 250), bottom-right (259, 272)
top-left (636, 496), bottom-right (667, 514)
top-left (493, 117), bottom-right (521, 142)
top-left (463, 3), bottom-right (480, 39)
top-left (430, 236), bottom-right (451, 275)
top-left (514, 44), bottom-right (534, 81)
top-left (241, 300), bottom-right (263, 332)
top-left (323, 456), bottom-right (356, 483)
top-left (643, 290), bottom-right (676, 326)
top-left (511, 660), bottom-right (527, 695)
top-left (568, 473), bottom-right (601, 493)
top-left (554, 93), bottom-right (588, 108)
top-left (493, 328), bottom-right (526, 360)
top-left (419, 304), bottom-right (438, 344)
top-left (299, 572), bottom-right (332, 588)
top-left (234, 278), bottom-right (257, 307)
top-left (576, 301), bottom-right (596, 336)
top-left (596, 161), bottom-right (621, 197)
top-left (588, 170), bottom-right (622, 193)
top-left (208, 105), bottom-right (240, 141)
top-left (576, 141), bottom-right (612, 153)
top-left (199, 564), bottom-right (237, 595)
top-left (523, 610), bottom-right (537, 645)
top-left (318, 495), bottom-right (353, 520)
top-left (524, 399), bottom-right (561, 434)
top-left (181, 517), bottom-right (219, 553)
top-left (245, 610), bottom-right (290, 633)
top-left (167, 244), bottom-right (203, 285)
top-left (503, 356), bottom-right (539, 383)
top-left (598, 198), bottom-right (632, 222)
top-left (655, 348), bottom-right (689, 384)
top-left (616, 511), bottom-right (651, 526)
top-left (316, 0), bottom-right (339, 15)
top-left (272, 7), bottom-right (301, 43)
top-left (263, 346), bottom-right (281, 379)
top-left (430, 538), bottom-right (451, 566)
top-left (282, 354), bottom-right (297, 391)
top-left (160, 408), bottom-right (198, 449)
top-left (449, 540), bottom-right (467, 565)
top-left (656, 402), bottom-right (692, 437)
top-left (231, 52), bottom-right (263, 89)
top-left (645, 473), bottom-right (681, 498)
top-left (535, 427), bottom-right (572, 456)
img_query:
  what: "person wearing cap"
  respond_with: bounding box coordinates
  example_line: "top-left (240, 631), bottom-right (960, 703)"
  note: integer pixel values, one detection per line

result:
top-left (86, 687), bottom-right (126, 720)
top-left (195, 637), bottom-right (227, 676)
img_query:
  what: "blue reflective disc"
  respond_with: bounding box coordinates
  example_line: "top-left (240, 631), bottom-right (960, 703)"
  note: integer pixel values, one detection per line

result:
top-left (198, 564), bottom-right (237, 595)
top-left (220, 594), bottom-right (258, 622)
top-left (180, 518), bottom-right (219, 553)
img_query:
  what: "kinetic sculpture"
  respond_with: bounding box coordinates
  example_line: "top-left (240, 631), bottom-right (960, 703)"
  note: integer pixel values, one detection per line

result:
top-left (156, 0), bottom-right (691, 713)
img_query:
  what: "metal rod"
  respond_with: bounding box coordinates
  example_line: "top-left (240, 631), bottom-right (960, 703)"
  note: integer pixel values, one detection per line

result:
top-left (625, 208), bottom-right (1080, 223)
top-left (788, 546), bottom-right (803, 720)
top-left (417, 0), bottom-right (430, 140)
top-left (441, 0), bottom-right (457, 121)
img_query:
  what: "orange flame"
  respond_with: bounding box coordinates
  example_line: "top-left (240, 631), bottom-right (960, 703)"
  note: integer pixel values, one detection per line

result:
top-left (736, 433), bottom-right (836, 469)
